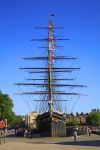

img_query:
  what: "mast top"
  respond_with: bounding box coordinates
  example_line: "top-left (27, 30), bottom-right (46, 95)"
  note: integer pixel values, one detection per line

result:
top-left (48, 13), bottom-right (55, 20)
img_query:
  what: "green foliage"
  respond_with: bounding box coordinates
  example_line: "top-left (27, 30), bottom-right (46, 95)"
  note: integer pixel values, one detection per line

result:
top-left (67, 117), bottom-right (78, 126)
top-left (86, 112), bottom-right (100, 126)
top-left (0, 92), bottom-right (13, 119)
top-left (8, 115), bottom-right (22, 128)
top-left (0, 91), bottom-right (25, 128)
top-left (0, 91), bottom-right (16, 127)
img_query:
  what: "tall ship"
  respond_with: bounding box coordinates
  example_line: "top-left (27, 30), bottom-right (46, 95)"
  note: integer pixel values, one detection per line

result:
top-left (16, 15), bottom-right (86, 136)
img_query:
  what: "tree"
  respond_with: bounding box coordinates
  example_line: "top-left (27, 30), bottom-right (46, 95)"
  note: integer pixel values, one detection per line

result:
top-left (86, 112), bottom-right (100, 126)
top-left (9, 115), bottom-right (23, 128)
top-left (0, 91), bottom-right (16, 126)
top-left (67, 117), bottom-right (78, 126)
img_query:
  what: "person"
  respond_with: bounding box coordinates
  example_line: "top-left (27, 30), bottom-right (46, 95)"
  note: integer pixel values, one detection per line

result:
top-left (0, 120), bottom-right (6, 144)
top-left (86, 127), bottom-right (91, 136)
top-left (27, 129), bottom-right (31, 138)
top-left (24, 129), bottom-right (28, 138)
top-left (12, 128), bottom-right (15, 134)
top-left (88, 128), bottom-right (91, 136)
top-left (3, 128), bottom-right (7, 143)
top-left (73, 130), bottom-right (77, 142)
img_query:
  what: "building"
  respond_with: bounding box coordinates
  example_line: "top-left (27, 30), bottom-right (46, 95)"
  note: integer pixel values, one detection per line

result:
top-left (65, 113), bottom-right (87, 125)
top-left (91, 109), bottom-right (100, 112)
top-left (25, 111), bottom-right (39, 129)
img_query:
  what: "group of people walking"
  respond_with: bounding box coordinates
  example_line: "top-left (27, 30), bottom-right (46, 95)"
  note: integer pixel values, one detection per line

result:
top-left (73, 126), bottom-right (91, 142)
top-left (24, 129), bottom-right (31, 138)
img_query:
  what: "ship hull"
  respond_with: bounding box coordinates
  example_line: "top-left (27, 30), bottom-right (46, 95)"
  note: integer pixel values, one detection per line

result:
top-left (37, 112), bottom-right (66, 137)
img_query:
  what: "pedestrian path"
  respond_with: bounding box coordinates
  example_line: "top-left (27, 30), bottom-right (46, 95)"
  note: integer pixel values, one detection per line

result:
top-left (0, 135), bottom-right (100, 150)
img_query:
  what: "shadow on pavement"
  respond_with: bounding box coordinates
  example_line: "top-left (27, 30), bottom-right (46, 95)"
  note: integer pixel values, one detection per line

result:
top-left (56, 140), bottom-right (100, 147)
top-left (6, 134), bottom-right (16, 138)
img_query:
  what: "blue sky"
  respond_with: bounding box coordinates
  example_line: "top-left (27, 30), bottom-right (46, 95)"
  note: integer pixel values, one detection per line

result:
top-left (0, 0), bottom-right (100, 115)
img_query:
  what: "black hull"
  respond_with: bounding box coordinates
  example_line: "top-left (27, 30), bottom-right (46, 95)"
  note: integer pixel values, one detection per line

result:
top-left (37, 112), bottom-right (66, 137)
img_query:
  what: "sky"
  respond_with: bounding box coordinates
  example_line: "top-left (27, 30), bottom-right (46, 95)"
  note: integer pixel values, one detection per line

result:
top-left (0, 0), bottom-right (100, 115)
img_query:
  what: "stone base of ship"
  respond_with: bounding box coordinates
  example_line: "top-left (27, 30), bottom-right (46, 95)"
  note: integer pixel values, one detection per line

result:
top-left (37, 112), bottom-right (66, 137)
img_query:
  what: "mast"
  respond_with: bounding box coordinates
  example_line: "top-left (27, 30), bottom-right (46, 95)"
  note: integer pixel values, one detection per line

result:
top-left (15, 15), bottom-right (86, 114)
top-left (48, 19), bottom-right (54, 116)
